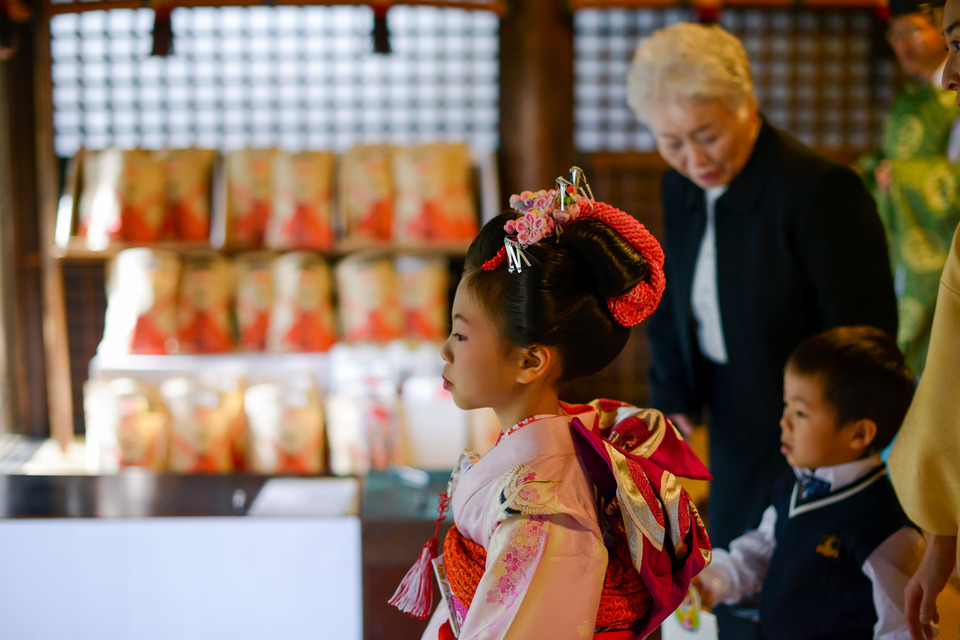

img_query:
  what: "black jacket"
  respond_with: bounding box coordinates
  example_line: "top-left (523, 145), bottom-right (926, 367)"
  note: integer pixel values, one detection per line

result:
top-left (647, 119), bottom-right (898, 439)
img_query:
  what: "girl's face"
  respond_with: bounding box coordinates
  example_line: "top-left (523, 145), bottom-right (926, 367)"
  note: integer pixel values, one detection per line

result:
top-left (440, 278), bottom-right (522, 413)
top-left (943, 0), bottom-right (960, 103)
top-left (648, 98), bottom-right (760, 190)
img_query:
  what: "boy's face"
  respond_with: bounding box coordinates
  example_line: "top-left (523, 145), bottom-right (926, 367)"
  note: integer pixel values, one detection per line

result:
top-left (780, 369), bottom-right (862, 470)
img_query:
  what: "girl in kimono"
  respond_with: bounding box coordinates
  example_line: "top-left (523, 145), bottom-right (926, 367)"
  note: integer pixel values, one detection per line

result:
top-left (390, 170), bottom-right (713, 640)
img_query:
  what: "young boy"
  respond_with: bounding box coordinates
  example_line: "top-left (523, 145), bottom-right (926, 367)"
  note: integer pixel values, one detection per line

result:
top-left (695, 325), bottom-right (924, 639)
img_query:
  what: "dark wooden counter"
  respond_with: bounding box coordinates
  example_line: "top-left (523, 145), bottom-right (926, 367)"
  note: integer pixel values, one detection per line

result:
top-left (361, 469), bottom-right (453, 640)
top-left (0, 473), bottom-right (272, 518)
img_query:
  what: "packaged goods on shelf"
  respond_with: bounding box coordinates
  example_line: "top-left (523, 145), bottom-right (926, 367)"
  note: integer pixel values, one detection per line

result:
top-left (324, 343), bottom-right (407, 475)
top-left (398, 375), bottom-right (468, 470)
top-left (325, 384), bottom-right (400, 477)
top-left (245, 375), bottom-right (326, 475)
top-left (338, 144), bottom-right (394, 241)
top-left (57, 143), bottom-right (493, 253)
top-left (395, 255), bottom-right (449, 342)
top-left (392, 143), bottom-right (479, 242)
top-left (84, 377), bottom-right (169, 473)
top-left (176, 252), bottom-right (235, 354)
top-left (161, 376), bottom-right (245, 474)
top-left (83, 341), bottom-right (479, 475)
top-left (234, 252), bottom-right (276, 352)
top-left (224, 148), bottom-right (277, 248)
top-left (267, 251), bottom-right (337, 352)
top-left (100, 248), bottom-right (182, 356)
top-left (161, 148), bottom-right (217, 241)
top-left (335, 254), bottom-right (404, 343)
top-left (268, 151), bottom-right (335, 251)
top-left (79, 149), bottom-right (167, 246)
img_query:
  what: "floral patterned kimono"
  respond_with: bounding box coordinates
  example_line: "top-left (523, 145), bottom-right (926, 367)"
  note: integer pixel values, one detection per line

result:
top-left (419, 399), bottom-right (712, 640)
top-left (855, 78), bottom-right (960, 374)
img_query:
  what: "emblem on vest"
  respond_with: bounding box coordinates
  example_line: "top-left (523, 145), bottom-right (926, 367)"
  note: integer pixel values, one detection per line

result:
top-left (816, 534), bottom-right (841, 559)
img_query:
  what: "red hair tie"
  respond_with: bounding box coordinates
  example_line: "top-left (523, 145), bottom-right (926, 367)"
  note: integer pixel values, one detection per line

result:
top-left (482, 246), bottom-right (507, 271)
top-left (586, 201), bottom-right (665, 327)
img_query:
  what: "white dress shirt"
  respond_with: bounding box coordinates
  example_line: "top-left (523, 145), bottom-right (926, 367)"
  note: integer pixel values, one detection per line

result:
top-left (930, 60), bottom-right (960, 163)
top-left (690, 185), bottom-right (729, 364)
top-left (697, 455), bottom-right (923, 640)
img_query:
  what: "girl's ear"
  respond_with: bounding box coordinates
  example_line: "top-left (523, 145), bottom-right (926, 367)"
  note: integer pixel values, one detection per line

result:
top-left (846, 418), bottom-right (878, 453)
top-left (515, 345), bottom-right (558, 385)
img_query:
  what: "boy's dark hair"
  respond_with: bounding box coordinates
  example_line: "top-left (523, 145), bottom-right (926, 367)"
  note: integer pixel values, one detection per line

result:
top-left (463, 212), bottom-right (650, 383)
top-left (786, 325), bottom-right (915, 452)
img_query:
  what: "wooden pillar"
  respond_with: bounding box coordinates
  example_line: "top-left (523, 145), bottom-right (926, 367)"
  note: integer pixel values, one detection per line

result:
top-left (498, 0), bottom-right (574, 199)
top-left (0, 4), bottom-right (54, 439)
top-left (33, 0), bottom-right (75, 448)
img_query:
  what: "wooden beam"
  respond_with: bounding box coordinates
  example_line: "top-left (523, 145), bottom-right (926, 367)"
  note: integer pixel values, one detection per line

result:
top-left (45, 0), bottom-right (508, 17)
top-left (570, 0), bottom-right (883, 8)
top-left (35, 0), bottom-right (76, 449)
top-left (0, 63), bottom-right (20, 438)
top-left (0, 11), bottom-right (55, 439)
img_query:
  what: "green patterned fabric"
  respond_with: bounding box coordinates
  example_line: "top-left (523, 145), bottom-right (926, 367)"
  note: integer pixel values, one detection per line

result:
top-left (883, 79), bottom-right (957, 159)
top-left (856, 79), bottom-right (960, 374)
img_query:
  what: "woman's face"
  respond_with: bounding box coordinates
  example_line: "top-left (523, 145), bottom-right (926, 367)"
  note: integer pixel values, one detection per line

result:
top-left (648, 98), bottom-right (760, 190)
top-left (943, 0), bottom-right (960, 103)
top-left (886, 14), bottom-right (946, 79)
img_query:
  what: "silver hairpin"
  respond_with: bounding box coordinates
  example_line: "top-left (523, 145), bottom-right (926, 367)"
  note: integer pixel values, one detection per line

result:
top-left (504, 237), bottom-right (533, 273)
top-left (568, 165), bottom-right (594, 201)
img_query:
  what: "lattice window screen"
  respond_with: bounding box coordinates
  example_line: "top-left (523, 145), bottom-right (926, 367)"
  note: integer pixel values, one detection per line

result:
top-left (50, 5), bottom-right (500, 156)
top-left (574, 8), bottom-right (897, 153)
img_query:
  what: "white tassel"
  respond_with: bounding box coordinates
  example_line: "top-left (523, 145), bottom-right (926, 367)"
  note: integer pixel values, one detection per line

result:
top-left (388, 536), bottom-right (439, 620)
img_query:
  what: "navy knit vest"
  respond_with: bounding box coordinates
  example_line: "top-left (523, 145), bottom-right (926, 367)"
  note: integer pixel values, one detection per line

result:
top-left (759, 466), bottom-right (913, 640)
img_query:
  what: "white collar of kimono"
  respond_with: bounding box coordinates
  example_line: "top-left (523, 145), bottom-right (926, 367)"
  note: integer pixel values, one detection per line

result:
top-left (933, 58), bottom-right (947, 89)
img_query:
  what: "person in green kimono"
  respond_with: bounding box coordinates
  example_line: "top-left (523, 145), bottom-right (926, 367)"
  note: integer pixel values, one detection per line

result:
top-left (857, 0), bottom-right (960, 376)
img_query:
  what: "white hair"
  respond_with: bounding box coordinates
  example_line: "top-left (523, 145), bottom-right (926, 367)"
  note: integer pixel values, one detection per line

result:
top-left (626, 22), bottom-right (755, 125)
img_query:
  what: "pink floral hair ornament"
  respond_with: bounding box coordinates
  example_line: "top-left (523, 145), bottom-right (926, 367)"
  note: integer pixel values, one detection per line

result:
top-left (483, 167), bottom-right (666, 327)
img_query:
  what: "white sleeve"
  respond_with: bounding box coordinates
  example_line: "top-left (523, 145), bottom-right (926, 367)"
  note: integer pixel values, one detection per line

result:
top-left (948, 115), bottom-right (960, 162)
top-left (861, 527), bottom-right (925, 640)
top-left (697, 504), bottom-right (778, 605)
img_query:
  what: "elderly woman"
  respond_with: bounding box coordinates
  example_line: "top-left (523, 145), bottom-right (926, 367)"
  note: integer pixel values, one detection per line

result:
top-left (627, 22), bottom-right (898, 639)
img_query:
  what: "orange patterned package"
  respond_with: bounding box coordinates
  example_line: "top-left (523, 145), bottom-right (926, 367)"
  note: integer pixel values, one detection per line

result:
top-left (392, 143), bottom-right (478, 242)
top-left (267, 251), bottom-right (337, 352)
top-left (268, 151), bottom-right (335, 250)
top-left (161, 148), bottom-right (217, 241)
top-left (234, 252), bottom-right (275, 352)
top-left (224, 148), bottom-right (277, 248)
top-left (335, 254), bottom-right (404, 343)
top-left (75, 148), bottom-right (98, 238)
top-left (338, 144), bottom-right (394, 241)
top-left (177, 252), bottom-right (235, 353)
top-left (80, 149), bottom-right (167, 246)
top-left (83, 378), bottom-right (169, 473)
top-left (161, 377), bottom-right (242, 474)
top-left (244, 378), bottom-right (326, 475)
top-left (100, 248), bottom-right (181, 356)
top-left (395, 255), bottom-right (449, 342)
